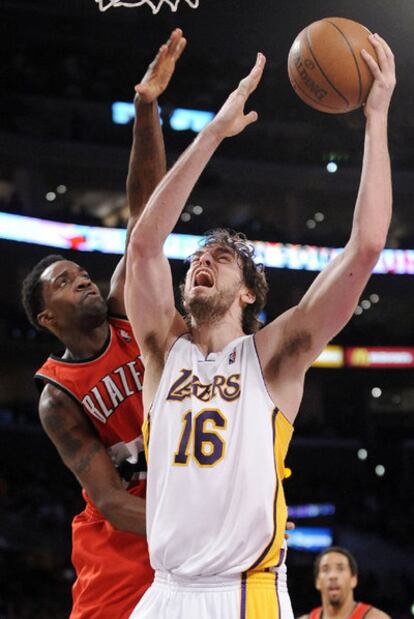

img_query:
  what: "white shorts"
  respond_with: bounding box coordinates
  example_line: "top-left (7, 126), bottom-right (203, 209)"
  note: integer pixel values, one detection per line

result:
top-left (129, 566), bottom-right (294, 619)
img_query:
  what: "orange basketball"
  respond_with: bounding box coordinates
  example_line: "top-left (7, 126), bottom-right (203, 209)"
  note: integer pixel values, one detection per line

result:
top-left (287, 17), bottom-right (378, 113)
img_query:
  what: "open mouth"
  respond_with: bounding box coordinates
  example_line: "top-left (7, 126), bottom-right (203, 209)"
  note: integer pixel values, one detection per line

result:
top-left (194, 270), bottom-right (214, 288)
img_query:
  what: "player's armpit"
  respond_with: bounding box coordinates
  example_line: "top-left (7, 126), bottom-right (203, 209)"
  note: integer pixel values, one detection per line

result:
top-left (39, 384), bottom-right (146, 536)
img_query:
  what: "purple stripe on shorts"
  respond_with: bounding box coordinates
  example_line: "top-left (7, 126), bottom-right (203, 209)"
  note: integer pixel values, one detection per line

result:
top-left (275, 571), bottom-right (281, 619)
top-left (276, 546), bottom-right (285, 568)
top-left (240, 572), bottom-right (247, 619)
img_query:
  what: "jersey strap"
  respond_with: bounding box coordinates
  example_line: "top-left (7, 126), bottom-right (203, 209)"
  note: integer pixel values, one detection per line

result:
top-left (309, 603), bottom-right (373, 619)
top-left (352, 603), bottom-right (373, 619)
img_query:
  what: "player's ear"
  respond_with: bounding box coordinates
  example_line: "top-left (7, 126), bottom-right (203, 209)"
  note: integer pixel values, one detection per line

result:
top-left (37, 308), bottom-right (55, 330)
top-left (241, 289), bottom-right (255, 306)
top-left (315, 576), bottom-right (322, 592)
top-left (350, 574), bottom-right (358, 589)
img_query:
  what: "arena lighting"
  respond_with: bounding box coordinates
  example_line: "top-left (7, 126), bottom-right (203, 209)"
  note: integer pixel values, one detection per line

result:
top-left (346, 347), bottom-right (414, 368)
top-left (312, 345), bottom-right (344, 368)
top-left (326, 161), bottom-right (338, 173)
top-left (357, 448), bottom-right (368, 460)
top-left (371, 387), bottom-right (382, 398)
top-left (286, 527), bottom-right (333, 552)
top-left (2, 211), bottom-right (414, 275)
top-left (288, 503), bottom-right (336, 518)
top-left (112, 102), bottom-right (213, 133)
top-left (112, 101), bottom-right (135, 124)
top-left (169, 108), bottom-right (214, 132)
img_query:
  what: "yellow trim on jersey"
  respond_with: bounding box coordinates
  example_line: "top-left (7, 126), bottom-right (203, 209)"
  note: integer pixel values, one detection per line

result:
top-left (240, 570), bottom-right (281, 619)
top-left (249, 410), bottom-right (294, 571)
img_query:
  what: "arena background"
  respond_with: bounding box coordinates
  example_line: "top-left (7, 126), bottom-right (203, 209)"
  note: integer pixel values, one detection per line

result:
top-left (1, 0), bottom-right (414, 617)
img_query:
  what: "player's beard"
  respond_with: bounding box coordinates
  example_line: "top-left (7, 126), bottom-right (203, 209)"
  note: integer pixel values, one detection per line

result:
top-left (76, 295), bottom-right (108, 330)
top-left (186, 281), bottom-right (240, 327)
top-left (327, 590), bottom-right (343, 608)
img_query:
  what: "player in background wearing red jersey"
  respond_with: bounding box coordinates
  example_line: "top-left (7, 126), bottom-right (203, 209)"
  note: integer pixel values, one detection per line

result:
top-left (21, 30), bottom-right (186, 619)
top-left (298, 547), bottom-right (390, 619)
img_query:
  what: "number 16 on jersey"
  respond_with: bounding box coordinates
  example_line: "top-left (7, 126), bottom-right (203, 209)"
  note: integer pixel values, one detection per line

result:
top-left (173, 408), bottom-right (228, 467)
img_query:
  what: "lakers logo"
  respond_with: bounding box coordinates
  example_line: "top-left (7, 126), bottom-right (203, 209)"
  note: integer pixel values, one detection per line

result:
top-left (167, 369), bottom-right (241, 402)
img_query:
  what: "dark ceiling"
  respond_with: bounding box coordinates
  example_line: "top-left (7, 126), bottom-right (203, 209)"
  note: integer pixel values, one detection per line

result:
top-left (1, 0), bottom-right (414, 343)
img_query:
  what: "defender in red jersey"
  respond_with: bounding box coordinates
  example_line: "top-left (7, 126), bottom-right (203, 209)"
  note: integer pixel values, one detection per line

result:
top-left (21, 30), bottom-right (186, 619)
top-left (298, 547), bottom-right (390, 619)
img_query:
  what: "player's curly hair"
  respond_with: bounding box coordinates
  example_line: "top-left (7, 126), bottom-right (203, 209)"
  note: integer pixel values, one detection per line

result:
top-left (184, 228), bottom-right (268, 334)
top-left (314, 546), bottom-right (358, 580)
top-left (21, 254), bottom-right (65, 330)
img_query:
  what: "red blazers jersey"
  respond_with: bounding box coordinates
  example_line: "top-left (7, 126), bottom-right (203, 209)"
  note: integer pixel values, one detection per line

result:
top-left (309, 603), bottom-right (373, 619)
top-left (35, 316), bottom-right (146, 496)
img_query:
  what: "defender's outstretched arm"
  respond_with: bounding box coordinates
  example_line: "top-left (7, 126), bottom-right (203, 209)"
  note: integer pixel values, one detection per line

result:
top-left (109, 29), bottom-right (186, 315)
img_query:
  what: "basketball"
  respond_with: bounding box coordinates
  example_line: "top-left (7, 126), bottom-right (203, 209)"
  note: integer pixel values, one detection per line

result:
top-left (287, 17), bottom-right (378, 113)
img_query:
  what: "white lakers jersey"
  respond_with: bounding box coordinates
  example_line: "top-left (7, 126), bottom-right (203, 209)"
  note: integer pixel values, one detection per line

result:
top-left (143, 333), bottom-right (293, 577)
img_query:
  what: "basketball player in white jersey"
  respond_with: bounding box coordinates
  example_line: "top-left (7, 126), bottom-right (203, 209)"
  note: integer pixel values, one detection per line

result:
top-left (125, 35), bottom-right (395, 619)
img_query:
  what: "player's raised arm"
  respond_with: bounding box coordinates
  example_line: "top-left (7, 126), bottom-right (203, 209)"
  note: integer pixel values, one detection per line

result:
top-left (126, 28), bottom-right (187, 231)
top-left (256, 35), bottom-right (395, 423)
top-left (125, 53), bottom-right (266, 363)
top-left (108, 29), bottom-right (186, 315)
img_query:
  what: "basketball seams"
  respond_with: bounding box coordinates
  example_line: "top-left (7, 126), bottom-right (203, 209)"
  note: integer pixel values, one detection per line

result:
top-left (288, 72), bottom-right (341, 113)
top-left (325, 19), bottom-right (363, 105)
top-left (305, 26), bottom-right (350, 107)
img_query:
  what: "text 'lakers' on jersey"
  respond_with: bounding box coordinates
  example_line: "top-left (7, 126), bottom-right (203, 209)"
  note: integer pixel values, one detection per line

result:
top-left (144, 333), bottom-right (293, 577)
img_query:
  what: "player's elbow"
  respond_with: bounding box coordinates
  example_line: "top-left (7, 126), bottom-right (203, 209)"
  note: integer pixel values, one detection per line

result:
top-left (129, 220), bottom-right (150, 256)
top-left (94, 498), bottom-right (126, 531)
top-left (94, 494), bottom-right (116, 522)
top-left (129, 219), bottom-right (160, 261)
top-left (350, 234), bottom-right (385, 265)
top-left (364, 235), bottom-right (387, 257)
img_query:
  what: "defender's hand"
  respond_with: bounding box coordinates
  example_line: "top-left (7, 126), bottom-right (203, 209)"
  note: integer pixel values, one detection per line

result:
top-left (361, 34), bottom-right (396, 118)
top-left (209, 53), bottom-right (266, 139)
top-left (135, 28), bottom-right (187, 103)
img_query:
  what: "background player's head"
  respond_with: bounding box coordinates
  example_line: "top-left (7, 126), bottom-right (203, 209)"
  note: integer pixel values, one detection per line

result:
top-left (181, 228), bottom-right (268, 334)
top-left (22, 254), bottom-right (107, 338)
top-left (314, 546), bottom-right (358, 608)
